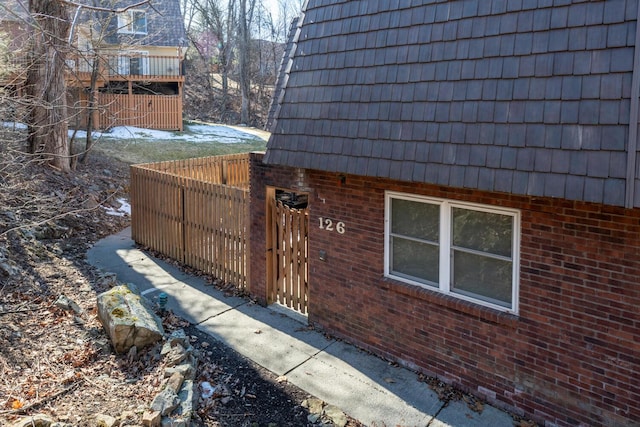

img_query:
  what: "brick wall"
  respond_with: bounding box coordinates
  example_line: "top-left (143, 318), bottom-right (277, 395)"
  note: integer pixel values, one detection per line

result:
top-left (250, 156), bottom-right (640, 426)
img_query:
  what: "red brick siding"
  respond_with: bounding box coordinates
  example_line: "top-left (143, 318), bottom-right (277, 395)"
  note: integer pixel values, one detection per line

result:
top-left (250, 157), bottom-right (640, 426)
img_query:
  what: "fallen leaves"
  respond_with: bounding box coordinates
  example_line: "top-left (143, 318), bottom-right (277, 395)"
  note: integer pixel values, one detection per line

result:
top-left (462, 394), bottom-right (484, 413)
top-left (60, 343), bottom-right (98, 368)
top-left (420, 374), bottom-right (486, 414)
top-left (9, 398), bottom-right (23, 410)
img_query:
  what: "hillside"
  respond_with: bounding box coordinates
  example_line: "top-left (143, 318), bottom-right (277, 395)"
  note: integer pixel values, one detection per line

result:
top-left (0, 127), bottom-right (359, 427)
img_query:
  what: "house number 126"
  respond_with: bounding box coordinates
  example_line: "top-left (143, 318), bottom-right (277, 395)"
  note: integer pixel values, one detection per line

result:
top-left (318, 217), bottom-right (345, 234)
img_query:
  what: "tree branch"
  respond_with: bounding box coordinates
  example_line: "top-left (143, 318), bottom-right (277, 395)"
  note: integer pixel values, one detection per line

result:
top-left (0, 381), bottom-right (82, 415)
top-left (59, 0), bottom-right (152, 13)
top-left (0, 186), bottom-right (122, 238)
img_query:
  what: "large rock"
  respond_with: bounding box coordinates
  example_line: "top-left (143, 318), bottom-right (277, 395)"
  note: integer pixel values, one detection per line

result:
top-left (97, 284), bottom-right (164, 353)
top-left (150, 388), bottom-right (180, 416)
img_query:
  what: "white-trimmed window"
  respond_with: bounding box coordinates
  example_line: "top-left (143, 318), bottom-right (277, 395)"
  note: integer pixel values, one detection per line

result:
top-left (118, 10), bottom-right (147, 34)
top-left (385, 192), bottom-right (520, 313)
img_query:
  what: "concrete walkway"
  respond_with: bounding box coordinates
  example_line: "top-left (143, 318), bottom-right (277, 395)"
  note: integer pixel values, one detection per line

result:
top-left (87, 227), bottom-right (516, 427)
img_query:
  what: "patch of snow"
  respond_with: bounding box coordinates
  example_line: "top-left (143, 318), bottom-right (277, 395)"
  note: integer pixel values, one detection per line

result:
top-left (70, 123), bottom-right (266, 144)
top-left (2, 122), bottom-right (28, 130)
top-left (200, 381), bottom-right (215, 399)
top-left (4, 121), bottom-right (266, 144)
top-left (103, 198), bottom-right (131, 217)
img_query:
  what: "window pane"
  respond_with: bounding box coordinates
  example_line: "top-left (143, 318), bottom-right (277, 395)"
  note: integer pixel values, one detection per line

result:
top-left (391, 198), bottom-right (439, 242)
top-left (451, 250), bottom-right (512, 307)
top-left (133, 12), bottom-right (146, 33)
top-left (119, 13), bottom-right (132, 31)
top-left (452, 208), bottom-right (512, 257)
top-left (391, 237), bottom-right (439, 284)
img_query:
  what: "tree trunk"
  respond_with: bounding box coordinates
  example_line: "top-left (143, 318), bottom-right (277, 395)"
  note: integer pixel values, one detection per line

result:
top-left (238, 0), bottom-right (250, 125)
top-left (26, 0), bottom-right (71, 172)
top-left (81, 55), bottom-right (100, 164)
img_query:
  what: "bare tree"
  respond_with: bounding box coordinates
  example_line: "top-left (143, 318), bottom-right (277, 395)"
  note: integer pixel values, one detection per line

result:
top-left (26, 0), bottom-right (72, 172)
top-left (190, 0), bottom-right (234, 116)
top-left (236, 0), bottom-right (254, 124)
top-left (275, 0), bottom-right (303, 43)
top-left (183, 0), bottom-right (302, 125)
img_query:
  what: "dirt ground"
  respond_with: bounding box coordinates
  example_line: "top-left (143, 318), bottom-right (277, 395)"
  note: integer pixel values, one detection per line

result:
top-left (0, 132), bottom-right (363, 427)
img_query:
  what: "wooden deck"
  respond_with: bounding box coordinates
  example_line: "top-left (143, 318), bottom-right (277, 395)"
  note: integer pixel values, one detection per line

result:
top-left (2, 52), bottom-right (185, 131)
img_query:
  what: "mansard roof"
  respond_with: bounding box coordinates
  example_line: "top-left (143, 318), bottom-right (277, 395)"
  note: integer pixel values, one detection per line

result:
top-left (96, 0), bottom-right (187, 48)
top-left (265, 0), bottom-right (640, 208)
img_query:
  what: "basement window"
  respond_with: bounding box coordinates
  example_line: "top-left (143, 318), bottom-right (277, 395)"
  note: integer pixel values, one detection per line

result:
top-left (384, 192), bottom-right (520, 314)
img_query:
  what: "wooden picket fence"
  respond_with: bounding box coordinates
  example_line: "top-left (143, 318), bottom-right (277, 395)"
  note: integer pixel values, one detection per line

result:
top-left (130, 154), bottom-right (249, 290)
top-left (99, 93), bottom-right (183, 130)
top-left (266, 199), bottom-right (309, 314)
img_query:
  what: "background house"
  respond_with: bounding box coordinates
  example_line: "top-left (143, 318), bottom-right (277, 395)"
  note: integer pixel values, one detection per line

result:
top-left (250, 1), bottom-right (640, 426)
top-left (0, 0), bottom-right (31, 107)
top-left (0, 0), bottom-right (187, 131)
top-left (70, 0), bottom-right (187, 130)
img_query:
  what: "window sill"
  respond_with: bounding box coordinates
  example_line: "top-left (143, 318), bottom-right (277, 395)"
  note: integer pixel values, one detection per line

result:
top-left (381, 277), bottom-right (519, 328)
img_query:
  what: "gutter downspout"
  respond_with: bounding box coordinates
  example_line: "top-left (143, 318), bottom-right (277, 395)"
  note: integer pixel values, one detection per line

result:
top-left (625, 5), bottom-right (640, 208)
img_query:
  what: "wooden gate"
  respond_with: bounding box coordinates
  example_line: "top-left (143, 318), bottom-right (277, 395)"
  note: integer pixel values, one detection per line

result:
top-left (266, 189), bottom-right (309, 314)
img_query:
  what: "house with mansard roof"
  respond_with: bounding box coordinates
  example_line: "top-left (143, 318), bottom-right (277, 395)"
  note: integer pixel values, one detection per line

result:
top-left (70, 0), bottom-right (187, 130)
top-left (0, 0), bottom-right (187, 130)
top-left (250, 0), bottom-right (640, 426)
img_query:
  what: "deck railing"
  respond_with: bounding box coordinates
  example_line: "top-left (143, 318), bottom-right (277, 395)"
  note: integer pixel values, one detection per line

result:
top-left (130, 154), bottom-right (250, 290)
top-left (2, 52), bottom-right (184, 85)
top-left (67, 52), bottom-right (184, 80)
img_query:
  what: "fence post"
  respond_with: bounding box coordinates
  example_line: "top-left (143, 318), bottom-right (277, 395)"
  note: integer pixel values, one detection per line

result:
top-left (181, 183), bottom-right (186, 264)
top-left (222, 160), bottom-right (227, 185)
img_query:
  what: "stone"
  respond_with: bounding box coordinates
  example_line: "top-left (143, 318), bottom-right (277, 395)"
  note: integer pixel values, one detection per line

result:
top-left (165, 344), bottom-right (188, 367)
top-left (141, 410), bottom-right (161, 427)
top-left (150, 388), bottom-right (180, 416)
top-left (83, 194), bottom-right (100, 210)
top-left (166, 371), bottom-right (185, 393)
top-left (160, 418), bottom-right (186, 427)
top-left (323, 405), bottom-right (348, 427)
top-left (302, 397), bottom-right (325, 415)
top-left (184, 354), bottom-right (198, 380)
top-left (0, 258), bottom-right (19, 276)
top-left (54, 294), bottom-right (83, 315)
top-left (34, 224), bottom-right (70, 239)
top-left (94, 413), bottom-right (117, 427)
top-left (117, 411), bottom-right (137, 425)
top-left (164, 364), bottom-right (192, 378)
top-left (96, 284), bottom-right (164, 354)
top-left (175, 380), bottom-right (195, 418)
top-left (12, 414), bottom-right (55, 427)
top-left (167, 329), bottom-right (188, 348)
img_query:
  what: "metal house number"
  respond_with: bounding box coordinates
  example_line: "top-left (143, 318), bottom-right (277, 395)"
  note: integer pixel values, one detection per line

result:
top-left (318, 217), bottom-right (345, 234)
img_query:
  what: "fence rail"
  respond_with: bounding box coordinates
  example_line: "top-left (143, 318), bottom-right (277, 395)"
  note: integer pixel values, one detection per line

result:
top-left (130, 154), bottom-right (250, 290)
top-left (142, 154), bottom-right (250, 187)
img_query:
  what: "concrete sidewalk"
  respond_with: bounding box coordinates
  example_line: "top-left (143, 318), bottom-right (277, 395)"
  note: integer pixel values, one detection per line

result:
top-left (87, 227), bottom-right (515, 427)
